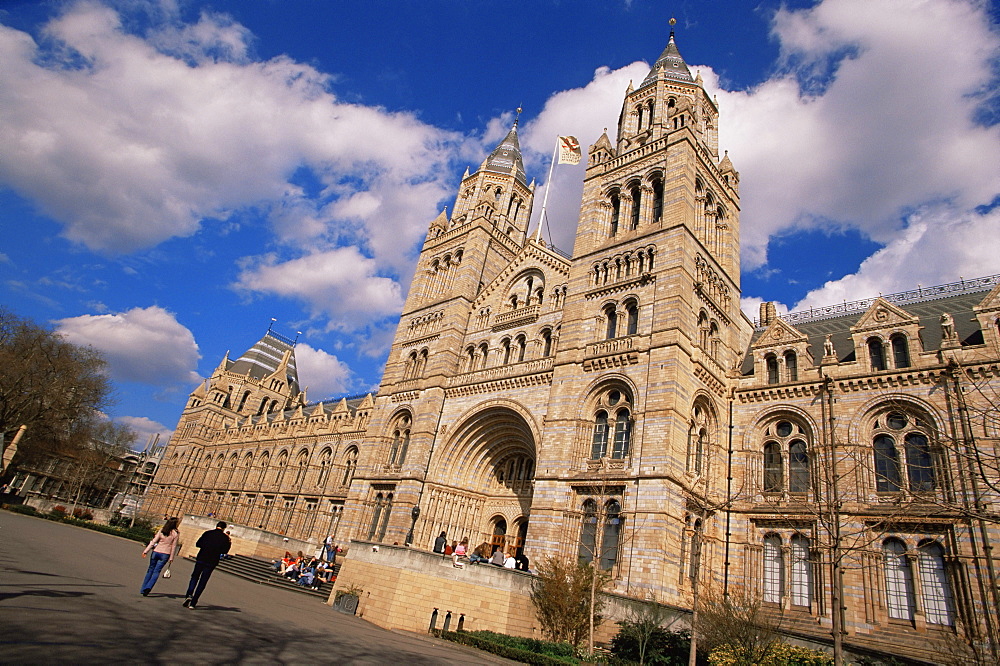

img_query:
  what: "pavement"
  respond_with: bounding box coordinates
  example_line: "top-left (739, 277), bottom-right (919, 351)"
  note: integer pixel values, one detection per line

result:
top-left (0, 511), bottom-right (515, 664)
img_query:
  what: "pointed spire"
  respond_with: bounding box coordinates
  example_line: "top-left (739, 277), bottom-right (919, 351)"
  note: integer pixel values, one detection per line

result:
top-left (482, 116), bottom-right (527, 185)
top-left (719, 150), bottom-right (735, 173)
top-left (640, 20), bottom-right (694, 88)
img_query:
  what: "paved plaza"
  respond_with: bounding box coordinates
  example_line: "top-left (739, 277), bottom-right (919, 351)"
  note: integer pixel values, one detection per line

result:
top-left (0, 511), bottom-right (512, 664)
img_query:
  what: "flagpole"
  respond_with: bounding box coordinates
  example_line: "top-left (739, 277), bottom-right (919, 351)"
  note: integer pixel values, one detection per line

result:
top-left (535, 139), bottom-right (560, 242)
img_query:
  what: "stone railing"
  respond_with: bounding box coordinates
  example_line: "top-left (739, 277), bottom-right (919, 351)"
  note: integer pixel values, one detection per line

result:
top-left (493, 304), bottom-right (540, 330)
top-left (448, 357), bottom-right (553, 387)
top-left (586, 336), bottom-right (635, 358)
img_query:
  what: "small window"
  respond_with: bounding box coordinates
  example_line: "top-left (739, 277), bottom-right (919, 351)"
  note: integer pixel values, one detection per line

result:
top-left (766, 355), bottom-right (779, 384)
top-left (591, 411), bottom-right (609, 459)
top-left (869, 338), bottom-right (886, 371)
top-left (625, 301), bottom-right (639, 336)
top-left (784, 351), bottom-right (798, 382)
top-left (605, 305), bottom-right (618, 340)
top-left (891, 334), bottom-right (910, 368)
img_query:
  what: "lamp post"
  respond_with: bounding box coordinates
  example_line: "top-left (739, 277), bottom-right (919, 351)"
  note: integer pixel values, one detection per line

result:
top-left (406, 504), bottom-right (421, 546)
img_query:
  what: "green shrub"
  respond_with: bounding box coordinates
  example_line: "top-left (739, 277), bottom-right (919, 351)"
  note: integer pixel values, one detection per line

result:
top-left (436, 630), bottom-right (578, 664)
top-left (5, 503), bottom-right (38, 515)
top-left (610, 625), bottom-right (695, 665)
top-left (462, 629), bottom-right (577, 659)
top-left (709, 642), bottom-right (833, 666)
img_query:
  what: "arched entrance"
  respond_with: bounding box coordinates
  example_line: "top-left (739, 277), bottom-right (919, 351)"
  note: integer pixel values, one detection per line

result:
top-left (422, 404), bottom-right (536, 555)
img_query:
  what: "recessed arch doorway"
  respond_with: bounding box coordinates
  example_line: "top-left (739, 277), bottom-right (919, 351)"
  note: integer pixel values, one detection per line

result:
top-left (421, 404), bottom-right (536, 556)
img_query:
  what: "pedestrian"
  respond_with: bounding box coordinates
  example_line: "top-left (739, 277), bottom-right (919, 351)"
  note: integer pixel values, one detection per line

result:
top-left (183, 520), bottom-right (231, 609)
top-left (433, 531), bottom-right (447, 554)
top-left (140, 516), bottom-right (180, 596)
top-left (323, 534), bottom-right (335, 561)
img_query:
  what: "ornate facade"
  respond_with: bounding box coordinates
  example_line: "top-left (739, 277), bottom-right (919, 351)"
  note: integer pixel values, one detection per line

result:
top-left (145, 32), bottom-right (1000, 663)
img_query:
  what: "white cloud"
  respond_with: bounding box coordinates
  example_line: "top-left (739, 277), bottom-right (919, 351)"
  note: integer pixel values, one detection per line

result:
top-left (294, 343), bottom-right (353, 401)
top-left (521, 63), bottom-right (650, 252)
top-left (54, 305), bottom-right (201, 385)
top-left (114, 415), bottom-right (173, 450)
top-left (234, 247), bottom-right (404, 331)
top-left (704, 0), bottom-right (1000, 269)
top-left (791, 204), bottom-right (1000, 312)
top-left (0, 1), bottom-right (459, 264)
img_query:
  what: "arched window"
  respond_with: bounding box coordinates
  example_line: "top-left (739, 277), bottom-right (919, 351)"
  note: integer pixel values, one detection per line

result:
top-left (873, 411), bottom-right (935, 492)
top-left (788, 440), bottom-right (810, 493)
top-left (501, 338), bottom-right (512, 365)
top-left (629, 183), bottom-right (641, 230)
top-left (612, 409), bottom-right (632, 459)
top-left (601, 500), bottom-right (623, 571)
top-left (763, 534), bottom-right (784, 603)
top-left (651, 176), bottom-right (664, 223)
top-left (790, 535), bottom-right (812, 607)
top-left (766, 354), bottom-right (779, 384)
top-left (918, 541), bottom-right (954, 625)
top-left (368, 493), bottom-right (385, 540)
top-left (688, 403), bottom-right (711, 475)
top-left (578, 499), bottom-right (598, 565)
top-left (515, 334), bottom-right (527, 362)
top-left (317, 448), bottom-right (332, 487)
top-left (378, 493), bottom-right (393, 541)
top-left (784, 351), bottom-right (798, 382)
top-left (388, 414), bottom-right (411, 466)
top-left (604, 304), bottom-right (618, 340)
top-left (341, 447), bottom-right (358, 487)
top-left (891, 334), bottom-right (910, 369)
top-left (478, 342), bottom-right (489, 369)
top-left (293, 450), bottom-right (309, 485)
top-left (591, 388), bottom-right (634, 460)
top-left (625, 300), bottom-right (639, 336)
top-left (884, 539), bottom-right (915, 620)
top-left (761, 419), bottom-right (811, 495)
top-left (257, 452), bottom-right (270, 485)
top-left (609, 191), bottom-right (621, 236)
top-left (763, 442), bottom-right (782, 492)
top-left (541, 329), bottom-right (553, 357)
top-left (904, 432), bottom-right (935, 491)
top-left (874, 435), bottom-right (902, 492)
top-left (689, 518), bottom-right (703, 581)
top-left (591, 411), bottom-right (609, 459)
top-left (869, 337), bottom-right (886, 371)
top-left (237, 390), bottom-right (251, 412)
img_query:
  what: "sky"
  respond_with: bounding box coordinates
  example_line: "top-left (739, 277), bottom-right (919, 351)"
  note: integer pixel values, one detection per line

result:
top-left (1, 0), bottom-right (998, 450)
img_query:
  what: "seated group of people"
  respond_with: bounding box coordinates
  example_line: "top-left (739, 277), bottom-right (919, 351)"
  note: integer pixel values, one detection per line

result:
top-left (270, 551), bottom-right (335, 589)
top-left (434, 533), bottom-right (530, 572)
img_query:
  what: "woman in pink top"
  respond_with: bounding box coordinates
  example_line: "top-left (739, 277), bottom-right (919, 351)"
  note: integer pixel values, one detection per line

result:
top-left (140, 517), bottom-right (180, 596)
top-left (452, 537), bottom-right (469, 568)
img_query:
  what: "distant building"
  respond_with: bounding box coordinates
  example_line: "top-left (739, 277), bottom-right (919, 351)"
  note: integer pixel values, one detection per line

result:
top-left (144, 31), bottom-right (1000, 663)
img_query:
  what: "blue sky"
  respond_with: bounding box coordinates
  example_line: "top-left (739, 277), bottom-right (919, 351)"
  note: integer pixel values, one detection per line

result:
top-left (1, 0), bottom-right (998, 448)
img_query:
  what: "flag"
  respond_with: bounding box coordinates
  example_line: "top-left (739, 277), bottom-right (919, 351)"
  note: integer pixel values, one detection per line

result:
top-left (557, 136), bottom-right (581, 165)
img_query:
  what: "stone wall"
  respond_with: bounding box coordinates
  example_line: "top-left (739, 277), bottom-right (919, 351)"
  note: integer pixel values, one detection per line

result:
top-left (327, 540), bottom-right (690, 645)
top-left (175, 515), bottom-right (319, 561)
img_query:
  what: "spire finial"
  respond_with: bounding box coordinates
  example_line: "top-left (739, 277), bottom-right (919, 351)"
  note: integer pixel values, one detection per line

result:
top-left (514, 105), bottom-right (523, 128)
top-left (669, 17), bottom-right (676, 39)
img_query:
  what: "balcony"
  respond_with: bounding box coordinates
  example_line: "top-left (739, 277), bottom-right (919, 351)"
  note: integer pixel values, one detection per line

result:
top-left (492, 304), bottom-right (540, 331)
top-left (449, 357), bottom-right (553, 388)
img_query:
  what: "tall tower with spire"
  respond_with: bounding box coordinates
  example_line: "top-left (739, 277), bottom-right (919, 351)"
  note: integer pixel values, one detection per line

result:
top-left (527, 25), bottom-right (751, 593)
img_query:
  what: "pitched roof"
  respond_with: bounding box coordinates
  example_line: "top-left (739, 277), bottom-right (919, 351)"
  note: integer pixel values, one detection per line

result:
top-left (640, 32), bottom-right (694, 88)
top-left (741, 288), bottom-right (992, 376)
top-left (227, 330), bottom-right (300, 393)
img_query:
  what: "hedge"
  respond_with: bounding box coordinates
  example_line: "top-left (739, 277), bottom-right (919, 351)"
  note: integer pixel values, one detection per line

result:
top-left (709, 642), bottom-right (833, 666)
top-left (436, 630), bottom-right (579, 665)
top-left (1, 504), bottom-right (155, 543)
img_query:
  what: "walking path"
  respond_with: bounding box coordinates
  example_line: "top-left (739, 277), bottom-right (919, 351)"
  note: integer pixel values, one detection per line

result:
top-left (0, 511), bottom-right (513, 664)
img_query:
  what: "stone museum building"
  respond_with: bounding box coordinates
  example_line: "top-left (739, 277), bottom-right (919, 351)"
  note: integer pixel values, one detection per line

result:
top-left (144, 31), bottom-right (1000, 662)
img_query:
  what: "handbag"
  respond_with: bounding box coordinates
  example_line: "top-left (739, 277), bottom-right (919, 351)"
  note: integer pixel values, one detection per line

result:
top-left (162, 565), bottom-right (171, 578)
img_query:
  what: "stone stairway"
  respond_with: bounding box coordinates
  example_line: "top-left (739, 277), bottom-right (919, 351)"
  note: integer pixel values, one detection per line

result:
top-left (188, 554), bottom-right (340, 600)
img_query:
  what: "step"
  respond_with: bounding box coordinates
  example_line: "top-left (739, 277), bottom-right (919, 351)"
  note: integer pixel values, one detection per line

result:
top-left (184, 555), bottom-right (335, 600)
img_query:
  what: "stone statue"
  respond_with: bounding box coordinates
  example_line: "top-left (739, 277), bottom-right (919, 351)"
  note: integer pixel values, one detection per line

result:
top-left (823, 334), bottom-right (835, 357)
top-left (941, 312), bottom-right (955, 339)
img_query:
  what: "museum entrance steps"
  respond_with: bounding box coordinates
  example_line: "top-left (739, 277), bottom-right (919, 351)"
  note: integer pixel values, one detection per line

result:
top-left (186, 554), bottom-right (340, 600)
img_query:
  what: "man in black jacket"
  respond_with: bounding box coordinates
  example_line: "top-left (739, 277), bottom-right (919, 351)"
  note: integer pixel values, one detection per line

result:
top-left (183, 521), bottom-right (232, 609)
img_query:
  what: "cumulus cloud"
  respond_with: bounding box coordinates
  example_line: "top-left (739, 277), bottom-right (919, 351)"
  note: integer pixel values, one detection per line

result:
top-left (114, 415), bottom-right (173, 450)
top-left (791, 203), bottom-right (1000, 312)
top-left (294, 343), bottom-right (353, 401)
top-left (54, 306), bottom-right (200, 385)
top-left (705, 0), bottom-right (1000, 269)
top-left (520, 63), bottom-right (650, 252)
top-left (234, 247), bottom-right (404, 331)
top-left (0, 1), bottom-right (462, 332)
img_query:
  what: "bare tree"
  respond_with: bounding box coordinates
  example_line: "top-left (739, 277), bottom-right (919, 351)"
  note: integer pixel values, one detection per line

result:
top-left (65, 420), bottom-right (137, 513)
top-left (0, 308), bottom-right (116, 476)
top-left (530, 555), bottom-right (611, 648)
